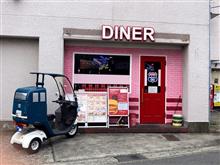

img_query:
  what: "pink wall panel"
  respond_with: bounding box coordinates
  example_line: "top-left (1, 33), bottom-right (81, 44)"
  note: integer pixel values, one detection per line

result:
top-left (166, 54), bottom-right (183, 98)
top-left (64, 48), bottom-right (73, 83)
top-left (64, 45), bottom-right (183, 124)
top-left (74, 74), bottom-right (130, 84)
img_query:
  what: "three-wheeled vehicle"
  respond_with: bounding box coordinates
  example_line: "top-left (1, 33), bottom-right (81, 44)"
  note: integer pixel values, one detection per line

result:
top-left (10, 72), bottom-right (78, 154)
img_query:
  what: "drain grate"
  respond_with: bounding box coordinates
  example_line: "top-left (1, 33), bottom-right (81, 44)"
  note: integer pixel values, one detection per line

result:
top-left (162, 134), bottom-right (180, 141)
top-left (114, 154), bottom-right (146, 162)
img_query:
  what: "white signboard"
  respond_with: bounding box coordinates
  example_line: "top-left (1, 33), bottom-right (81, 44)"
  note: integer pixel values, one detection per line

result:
top-left (86, 94), bottom-right (107, 122)
top-left (72, 92), bottom-right (107, 123)
top-left (148, 86), bottom-right (158, 93)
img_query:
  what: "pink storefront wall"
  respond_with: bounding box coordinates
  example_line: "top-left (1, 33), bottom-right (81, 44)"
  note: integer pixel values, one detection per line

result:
top-left (64, 45), bottom-right (183, 124)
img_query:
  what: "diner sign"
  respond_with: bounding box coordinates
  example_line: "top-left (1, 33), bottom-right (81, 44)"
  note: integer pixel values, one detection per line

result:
top-left (102, 25), bottom-right (155, 42)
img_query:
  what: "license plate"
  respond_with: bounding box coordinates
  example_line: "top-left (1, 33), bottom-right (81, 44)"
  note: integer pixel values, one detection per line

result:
top-left (16, 110), bottom-right (22, 117)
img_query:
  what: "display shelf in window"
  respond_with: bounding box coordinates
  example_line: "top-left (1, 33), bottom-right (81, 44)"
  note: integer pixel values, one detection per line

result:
top-left (108, 87), bottom-right (129, 128)
top-left (108, 116), bottom-right (129, 127)
top-left (108, 125), bottom-right (129, 127)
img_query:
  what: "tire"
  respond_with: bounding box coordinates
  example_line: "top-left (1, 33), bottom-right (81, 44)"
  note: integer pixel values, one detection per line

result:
top-left (65, 124), bottom-right (78, 138)
top-left (26, 138), bottom-right (41, 154)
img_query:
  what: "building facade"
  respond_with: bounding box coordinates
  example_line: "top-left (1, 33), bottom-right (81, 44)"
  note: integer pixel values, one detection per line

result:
top-left (210, 0), bottom-right (220, 109)
top-left (211, 0), bottom-right (220, 83)
top-left (0, 0), bottom-right (210, 131)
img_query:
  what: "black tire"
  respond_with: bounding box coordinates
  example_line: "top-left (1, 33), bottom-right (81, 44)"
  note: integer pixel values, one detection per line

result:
top-left (26, 138), bottom-right (41, 154)
top-left (65, 124), bottom-right (78, 138)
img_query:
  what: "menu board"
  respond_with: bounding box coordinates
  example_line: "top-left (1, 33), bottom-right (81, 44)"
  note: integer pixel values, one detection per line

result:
top-left (108, 87), bottom-right (129, 116)
top-left (76, 92), bottom-right (107, 123)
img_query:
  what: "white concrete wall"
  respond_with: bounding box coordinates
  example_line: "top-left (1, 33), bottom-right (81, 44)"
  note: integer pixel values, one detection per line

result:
top-left (0, 38), bottom-right (39, 120)
top-left (210, 0), bottom-right (220, 61)
top-left (0, 0), bottom-right (210, 122)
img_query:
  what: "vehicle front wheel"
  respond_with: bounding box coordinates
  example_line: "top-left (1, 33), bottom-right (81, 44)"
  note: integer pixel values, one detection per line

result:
top-left (27, 138), bottom-right (41, 154)
top-left (65, 124), bottom-right (78, 138)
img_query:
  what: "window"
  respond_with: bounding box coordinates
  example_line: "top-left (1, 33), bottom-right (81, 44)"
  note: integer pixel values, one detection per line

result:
top-left (15, 92), bottom-right (27, 100)
top-left (40, 92), bottom-right (46, 102)
top-left (144, 62), bottom-right (161, 93)
top-left (33, 93), bottom-right (39, 102)
top-left (74, 54), bottom-right (130, 75)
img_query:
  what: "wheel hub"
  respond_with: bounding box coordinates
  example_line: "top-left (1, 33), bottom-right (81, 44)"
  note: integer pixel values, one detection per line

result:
top-left (69, 126), bottom-right (77, 135)
top-left (31, 141), bottom-right (39, 150)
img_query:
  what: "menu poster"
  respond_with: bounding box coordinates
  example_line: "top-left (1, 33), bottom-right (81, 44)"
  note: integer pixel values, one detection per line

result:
top-left (76, 92), bottom-right (107, 123)
top-left (108, 87), bottom-right (129, 115)
top-left (87, 94), bottom-right (107, 122)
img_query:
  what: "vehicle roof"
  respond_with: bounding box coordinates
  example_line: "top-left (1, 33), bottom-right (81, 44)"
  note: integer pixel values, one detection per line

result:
top-left (30, 72), bottom-right (64, 77)
top-left (16, 86), bottom-right (46, 93)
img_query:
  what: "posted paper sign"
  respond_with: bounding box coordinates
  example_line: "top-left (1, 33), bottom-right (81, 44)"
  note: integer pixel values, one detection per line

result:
top-left (76, 92), bottom-right (107, 123)
top-left (148, 86), bottom-right (158, 93)
top-left (108, 87), bottom-right (129, 115)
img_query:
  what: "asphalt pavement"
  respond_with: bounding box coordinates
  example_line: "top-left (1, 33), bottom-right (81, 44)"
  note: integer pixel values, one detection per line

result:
top-left (0, 110), bottom-right (220, 165)
top-left (1, 131), bottom-right (220, 165)
top-left (120, 151), bottom-right (220, 165)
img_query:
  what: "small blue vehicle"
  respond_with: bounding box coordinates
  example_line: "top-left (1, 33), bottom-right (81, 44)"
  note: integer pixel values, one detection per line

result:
top-left (10, 72), bottom-right (78, 154)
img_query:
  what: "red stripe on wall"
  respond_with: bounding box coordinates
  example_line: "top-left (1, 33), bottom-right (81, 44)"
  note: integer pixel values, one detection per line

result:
top-left (166, 106), bottom-right (182, 111)
top-left (129, 98), bottom-right (139, 102)
top-left (166, 114), bottom-right (173, 119)
top-left (166, 98), bottom-right (182, 103)
top-left (129, 113), bottom-right (139, 118)
top-left (129, 106), bottom-right (139, 110)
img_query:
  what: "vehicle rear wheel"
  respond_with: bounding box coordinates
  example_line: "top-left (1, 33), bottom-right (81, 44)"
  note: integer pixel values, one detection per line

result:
top-left (27, 138), bottom-right (41, 154)
top-left (65, 124), bottom-right (78, 138)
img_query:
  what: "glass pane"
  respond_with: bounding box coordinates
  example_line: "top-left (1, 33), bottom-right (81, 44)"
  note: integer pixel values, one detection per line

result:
top-left (74, 54), bottom-right (130, 75)
top-left (33, 93), bottom-right (39, 102)
top-left (14, 92), bottom-right (27, 100)
top-left (144, 62), bottom-right (161, 93)
top-left (40, 92), bottom-right (46, 102)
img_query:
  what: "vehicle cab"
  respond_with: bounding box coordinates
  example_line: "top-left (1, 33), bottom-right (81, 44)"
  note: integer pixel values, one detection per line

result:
top-left (12, 86), bottom-right (47, 125)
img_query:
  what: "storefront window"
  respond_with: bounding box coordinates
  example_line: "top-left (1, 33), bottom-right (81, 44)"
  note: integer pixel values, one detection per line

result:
top-left (74, 54), bottom-right (130, 75)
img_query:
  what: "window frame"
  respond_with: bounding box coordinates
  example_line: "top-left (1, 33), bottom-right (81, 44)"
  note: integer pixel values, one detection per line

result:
top-left (72, 52), bottom-right (132, 93)
top-left (74, 53), bottom-right (131, 75)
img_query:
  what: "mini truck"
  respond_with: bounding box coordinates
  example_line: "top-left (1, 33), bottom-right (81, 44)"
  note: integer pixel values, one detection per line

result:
top-left (10, 72), bottom-right (78, 154)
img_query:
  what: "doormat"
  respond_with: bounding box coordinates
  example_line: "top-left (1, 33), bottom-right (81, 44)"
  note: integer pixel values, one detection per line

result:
top-left (114, 154), bottom-right (146, 162)
top-left (162, 134), bottom-right (180, 141)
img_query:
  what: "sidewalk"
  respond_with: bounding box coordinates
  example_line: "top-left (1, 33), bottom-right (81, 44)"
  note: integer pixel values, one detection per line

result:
top-left (210, 109), bottom-right (220, 133)
top-left (1, 130), bottom-right (220, 165)
top-left (1, 110), bottom-right (219, 165)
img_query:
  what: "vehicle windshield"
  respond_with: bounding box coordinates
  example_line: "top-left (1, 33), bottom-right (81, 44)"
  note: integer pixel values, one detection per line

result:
top-left (14, 92), bottom-right (27, 100)
top-left (43, 74), bottom-right (74, 114)
top-left (54, 76), bottom-right (74, 101)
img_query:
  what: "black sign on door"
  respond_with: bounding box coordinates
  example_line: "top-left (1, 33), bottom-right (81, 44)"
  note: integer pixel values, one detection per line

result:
top-left (144, 62), bottom-right (161, 93)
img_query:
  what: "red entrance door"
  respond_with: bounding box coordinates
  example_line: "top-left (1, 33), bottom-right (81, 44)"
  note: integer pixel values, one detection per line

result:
top-left (140, 56), bottom-right (165, 124)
